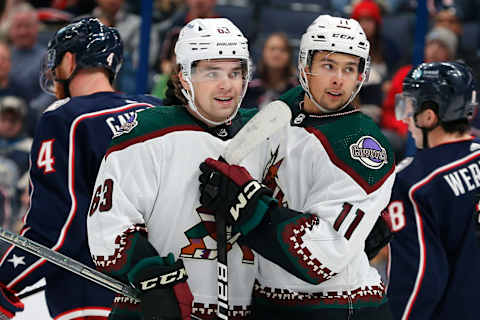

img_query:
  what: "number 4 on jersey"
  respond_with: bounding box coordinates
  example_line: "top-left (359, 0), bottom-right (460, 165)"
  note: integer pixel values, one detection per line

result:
top-left (37, 139), bottom-right (56, 174)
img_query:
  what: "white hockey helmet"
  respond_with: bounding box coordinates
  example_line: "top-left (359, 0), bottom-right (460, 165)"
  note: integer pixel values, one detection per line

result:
top-left (175, 18), bottom-right (252, 125)
top-left (298, 15), bottom-right (371, 113)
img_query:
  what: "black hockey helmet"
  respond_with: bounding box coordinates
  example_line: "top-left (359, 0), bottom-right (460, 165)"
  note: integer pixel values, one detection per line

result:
top-left (396, 61), bottom-right (477, 123)
top-left (40, 17), bottom-right (123, 94)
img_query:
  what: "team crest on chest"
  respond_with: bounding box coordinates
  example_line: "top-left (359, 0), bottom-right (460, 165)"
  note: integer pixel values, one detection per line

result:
top-left (180, 207), bottom-right (254, 264)
top-left (349, 136), bottom-right (388, 169)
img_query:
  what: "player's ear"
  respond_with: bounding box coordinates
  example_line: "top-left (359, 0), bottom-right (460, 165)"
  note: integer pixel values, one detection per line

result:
top-left (63, 52), bottom-right (76, 76)
top-left (417, 109), bottom-right (438, 128)
top-left (425, 109), bottom-right (439, 127)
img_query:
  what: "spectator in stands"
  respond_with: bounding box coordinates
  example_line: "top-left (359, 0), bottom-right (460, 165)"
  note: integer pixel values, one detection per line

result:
top-left (151, 27), bottom-right (180, 100)
top-left (0, 96), bottom-right (32, 234)
top-left (89, 0), bottom-right (159, 93)
top-left (350, 0), bottom-right (403, 124)
top-left (0, 39), bottom-right (39, 137)
top-left (0, 41), bottom-right (21, 98)
top-left (430, 3), bottom-right (480, 80)
top-left (156, 0), bottom-right (219, 59)
top-left (381, 26), bottom-right (458, 161)
top-left (242, 32), bottom-right (297, 109)
top-left (7, 3), bottom-right (54, 113)
top-left (126, 0), bottom-right (184, 22)
top-left (26, 0), bottom-right (95, 16)
top-left (169, 0), bottom-right (219, 25)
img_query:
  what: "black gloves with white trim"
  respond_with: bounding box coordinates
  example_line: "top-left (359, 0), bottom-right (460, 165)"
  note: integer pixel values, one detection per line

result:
top-left (199, 158), bottom-right (276, 236)
top-left (109, 253), bottom-right (193, 320)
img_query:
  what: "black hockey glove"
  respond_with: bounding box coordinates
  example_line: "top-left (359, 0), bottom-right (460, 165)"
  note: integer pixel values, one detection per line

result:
top-left (199, 158), bottom-right (276, 236)
top-left (108, 294), bottom-right (141, 320)
top-left (365, 209), bottom-right (394, 260)
top-left (127, 254), bottom-right (193, 320)
top-left (0, 283), bottom-right (24, 319)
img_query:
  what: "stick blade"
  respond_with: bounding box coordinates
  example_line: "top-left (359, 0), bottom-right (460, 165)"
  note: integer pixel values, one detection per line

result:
top-left (224, 100), bottom-right (291, 165)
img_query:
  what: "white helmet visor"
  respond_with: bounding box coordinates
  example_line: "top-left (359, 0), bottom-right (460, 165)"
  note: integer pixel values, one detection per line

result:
top-left (305, 51), bottom-right (362, 81)
top-left (39, 50), bottom-right (57, 95)
top-left (191, 59), bottom-right (250, 84)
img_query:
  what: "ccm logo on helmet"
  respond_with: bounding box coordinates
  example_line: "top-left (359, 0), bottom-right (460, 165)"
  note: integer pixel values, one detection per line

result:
top-left (230, 181), bottom-right (262, 220)
top-left (332, 33), bottom-right (354, 40)
top-left (139, 267), bottom-right (187, 290)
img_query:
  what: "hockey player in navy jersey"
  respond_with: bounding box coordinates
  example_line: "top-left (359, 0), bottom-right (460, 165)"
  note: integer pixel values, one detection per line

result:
top-left (0, 18), bottom-right (165, 319)
top-left (387, 61), bottom-right (480, 320)
top-left (199, 15), bottom-right (396, 319)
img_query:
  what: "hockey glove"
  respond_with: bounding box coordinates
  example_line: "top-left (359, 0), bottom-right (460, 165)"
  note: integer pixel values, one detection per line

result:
top-left (0, 283), bottom-right (24, 319)
top-left (127, 253), bottom-right (193, 320)
top-left (108, 294), bottom-right (141, 320)
top-left (365, 209), bottom-right (394, 260)
top-left (199, 158), bottom-right (275, 236)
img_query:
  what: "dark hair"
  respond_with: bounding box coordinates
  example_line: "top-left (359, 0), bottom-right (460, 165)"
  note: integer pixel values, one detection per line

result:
top-left (163, 65), bottom-right (187, 106)
top-left (160, 27), bottom-right (180, 62)
top-left (257, 33), bottom-right (295, 86)
top-left (442, 119), bottom-right (470, 134)
top-left (420, 101), bottom-right (470, 134)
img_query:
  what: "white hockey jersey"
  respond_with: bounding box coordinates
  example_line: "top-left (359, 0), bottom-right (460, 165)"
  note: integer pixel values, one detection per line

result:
top-left (87, 106), bottom-right (267, 319)
top-left (242, 87), bottom-right (396, 313)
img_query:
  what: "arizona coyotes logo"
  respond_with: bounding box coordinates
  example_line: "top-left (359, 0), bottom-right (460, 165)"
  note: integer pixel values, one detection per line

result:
top-left (180, 206), bottom-right (254, 264)
top-left (262, 146), bottom-right (287, 207)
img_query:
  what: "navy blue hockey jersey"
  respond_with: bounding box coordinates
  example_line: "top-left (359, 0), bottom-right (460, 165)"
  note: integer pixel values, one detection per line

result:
top-left (0, 92), bottom-right (161, 319)
top-left (387, 137), bottom-right (480, 320)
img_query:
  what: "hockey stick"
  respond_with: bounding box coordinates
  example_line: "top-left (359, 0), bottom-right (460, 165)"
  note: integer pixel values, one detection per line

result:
top-left (0, 227), bottom-right (140, 302)
top-left (215, 101), bottom-right (292, 319)
top-left (17, 285), bottom-right (46, 299)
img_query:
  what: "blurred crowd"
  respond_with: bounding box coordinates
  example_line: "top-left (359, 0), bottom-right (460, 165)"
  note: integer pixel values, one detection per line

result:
top-left (0, 0), bottom-right (479, 245)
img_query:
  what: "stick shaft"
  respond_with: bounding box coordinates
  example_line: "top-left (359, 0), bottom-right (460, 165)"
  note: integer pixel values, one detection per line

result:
top-left (0, 227), bottom-right (139, 301)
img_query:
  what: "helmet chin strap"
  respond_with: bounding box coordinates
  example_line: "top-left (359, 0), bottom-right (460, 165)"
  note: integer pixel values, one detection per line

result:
top-left (181, 75), bottom-right (246, 127)
top-left (416, 117), bottom-right (439, 149)
top-left (54, 65), bottom-right (78, 99)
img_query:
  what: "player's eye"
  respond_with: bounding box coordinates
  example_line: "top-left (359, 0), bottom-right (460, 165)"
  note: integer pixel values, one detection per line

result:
top-left (322, 63), bottom-right (333, 70)
top-left (206, 71), bottom-right (219, 79)
top-left (230, 71), bottom-right (242, 79)
top-left (344, 66), bottom-right (357, 74)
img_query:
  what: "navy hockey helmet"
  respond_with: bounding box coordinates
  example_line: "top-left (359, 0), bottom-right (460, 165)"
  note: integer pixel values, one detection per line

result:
top-left (396, 61), bottom-right (478, 123)
top-left (40, 17), bottom-right (123, 94)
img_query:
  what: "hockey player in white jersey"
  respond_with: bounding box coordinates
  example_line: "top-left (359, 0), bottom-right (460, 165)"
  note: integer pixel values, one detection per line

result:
top-left (199, 15), bottom-right (396, 319)
top-left (86, 18), bottom-right (273, 320)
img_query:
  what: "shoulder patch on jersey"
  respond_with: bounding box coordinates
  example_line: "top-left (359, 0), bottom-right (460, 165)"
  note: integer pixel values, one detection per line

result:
top-left (106, 106), bottom-right (204, 157)
top-left (43, 98), bottom-right (70, 113)
top-left (307, 112), bottom-right (395, 193)
top-left (349, 136), bottom-right (388, 169)
top-left (112, 112), bottom-right (138, 138)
